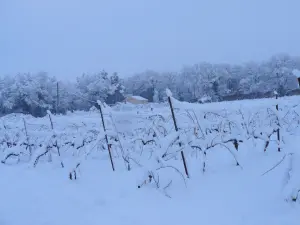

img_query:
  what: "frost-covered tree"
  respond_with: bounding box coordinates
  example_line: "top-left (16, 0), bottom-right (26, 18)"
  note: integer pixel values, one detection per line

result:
top-left (76, 71), bottom-right (109, 105)
top-left (124, 70), bottom-right (161, 102)
top-left (1, 53), bottom-right (300, 116)
top-left (75, 71), bottom-right (125, 108)
top-left (0, 72), bottom-right (57, 116)
top-left (124, 54), bottom-right (300, 102)
top-left (106, 72), bottom-right (125, 105)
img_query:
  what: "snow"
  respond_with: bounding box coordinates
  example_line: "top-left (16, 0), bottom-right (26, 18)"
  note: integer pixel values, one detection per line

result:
top-left (166, 88), bottom-right (172, 97)
top-left (96, 100), bottom-right (102, 106)
top-left (129, 95), bottom-right (148, 101)
top-left (293, 69), bottom-right (300, 88)
top-left (292, 69), bottom-right (300, 78)
top-left (199, 95), bottom-right (212, 103)
top-left (1, 95), bottom-right (300, 224)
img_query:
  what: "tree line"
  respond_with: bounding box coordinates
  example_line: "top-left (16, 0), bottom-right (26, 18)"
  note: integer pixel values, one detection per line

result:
top-left (1, 53), bottom-right (300, 117)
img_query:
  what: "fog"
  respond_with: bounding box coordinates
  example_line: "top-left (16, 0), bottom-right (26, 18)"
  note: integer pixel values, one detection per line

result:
top-left (1, 0), bottom-right (299, 79)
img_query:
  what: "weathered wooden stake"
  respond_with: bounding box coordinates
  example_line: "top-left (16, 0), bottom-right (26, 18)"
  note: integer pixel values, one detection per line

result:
top-left (275, 94), bottom-right (280, 152)
top-left (99, 103), bottom-right (115, 171)
top-left (48, 113), bottom-right (64, 168)
top-left (168, 97), bottom-right (178, 131)
top-left (167, 96), bottom-right (189, 178)
top-left (56, 82), bottom-right (59, 114)
top-left (23, 118), bottom-right (32, 157)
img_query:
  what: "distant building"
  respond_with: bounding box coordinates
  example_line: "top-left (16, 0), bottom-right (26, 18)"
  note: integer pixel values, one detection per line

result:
top-left (124, 95), bottom-right (148, 104)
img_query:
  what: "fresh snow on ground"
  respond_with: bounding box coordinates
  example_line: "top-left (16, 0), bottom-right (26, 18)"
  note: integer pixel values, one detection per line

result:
top-left (1, 95), bottom-right (300, 225)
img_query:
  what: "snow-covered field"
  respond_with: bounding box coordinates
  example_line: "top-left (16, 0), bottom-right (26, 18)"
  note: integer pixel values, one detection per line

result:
top-left (1, 95), bottom-right (300, 225)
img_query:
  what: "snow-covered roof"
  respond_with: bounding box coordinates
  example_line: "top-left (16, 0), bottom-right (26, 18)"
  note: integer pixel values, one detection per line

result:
top-left (293, 69), bottom-right (300, 78)
top-left (128, 95), bottom-right (148, 101)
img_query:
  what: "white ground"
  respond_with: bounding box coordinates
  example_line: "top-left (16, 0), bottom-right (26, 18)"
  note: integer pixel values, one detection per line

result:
top-left (1, 96), bottom-right (300, 225)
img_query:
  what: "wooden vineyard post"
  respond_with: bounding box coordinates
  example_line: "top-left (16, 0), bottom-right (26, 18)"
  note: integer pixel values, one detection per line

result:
top-left (56, 82), bottom-right (59, 114)
top-left (274, 91), bottom-right (280, 152)
top-left (168, 96), bottom-right (178, 131)
top-left (167, 91), bottom-right (189, 178)
top-left (48, 112), bottom-right (64, 168)
top-left (23, 118), bottom-right (32, 158)
top-left (98, 102), bottom-right (115, 171)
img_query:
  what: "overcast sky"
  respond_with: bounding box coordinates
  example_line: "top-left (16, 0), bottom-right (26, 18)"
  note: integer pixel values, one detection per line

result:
top-left (0, 0), bottom-right (299, 80)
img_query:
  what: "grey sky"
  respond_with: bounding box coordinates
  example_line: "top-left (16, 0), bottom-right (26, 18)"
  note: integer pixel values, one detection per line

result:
top-left (0, 0), bottom-right (299, 80)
